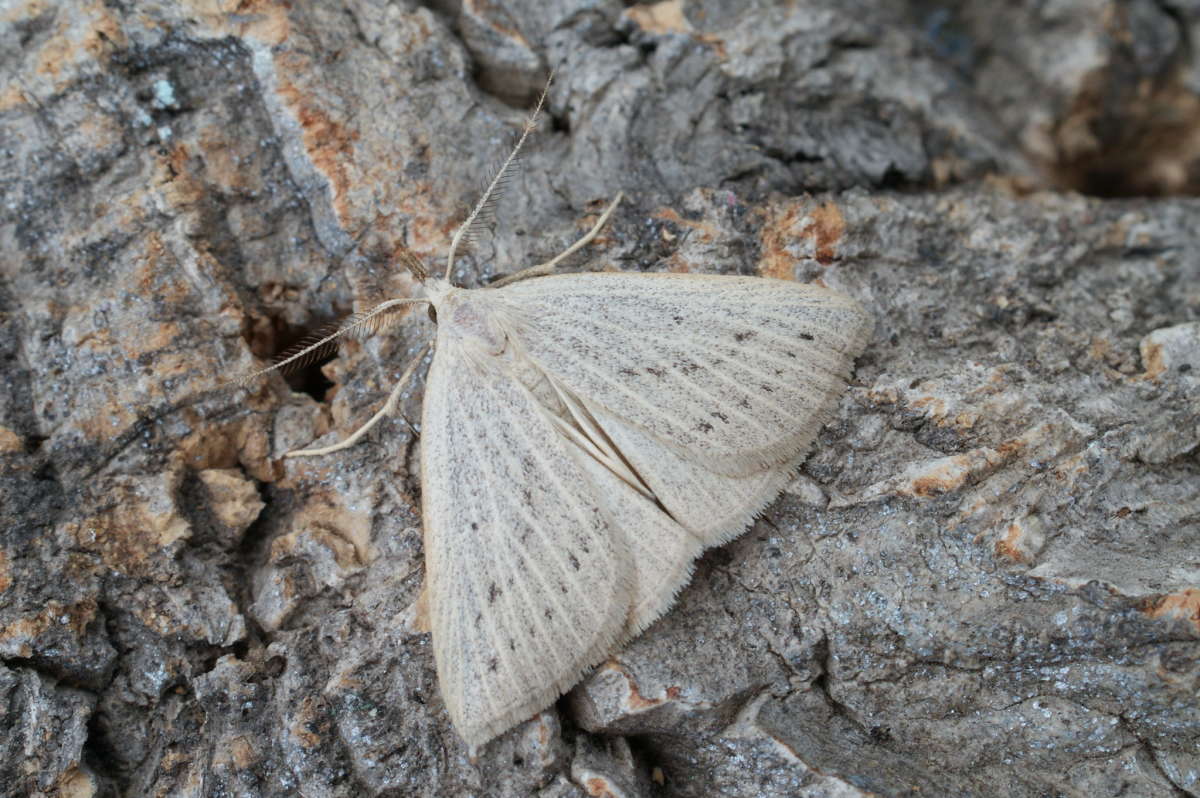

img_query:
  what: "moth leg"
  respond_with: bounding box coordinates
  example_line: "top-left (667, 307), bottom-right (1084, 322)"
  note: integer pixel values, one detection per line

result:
top-left (284, 342), bottom-right (431, 458)
top-left (490, 192), bottom-right (623, 288)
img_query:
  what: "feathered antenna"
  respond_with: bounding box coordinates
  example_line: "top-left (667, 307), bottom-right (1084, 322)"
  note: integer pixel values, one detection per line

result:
top-left (460, 149), bottom-right (526, 246)
top-left (233, 297), bottom-right (429, 387)
top-left (444, 73), bottom-right (553, 280)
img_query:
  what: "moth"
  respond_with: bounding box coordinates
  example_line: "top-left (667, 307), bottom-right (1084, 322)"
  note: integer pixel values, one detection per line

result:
top-left (246, 81), bottom-right (872, 750)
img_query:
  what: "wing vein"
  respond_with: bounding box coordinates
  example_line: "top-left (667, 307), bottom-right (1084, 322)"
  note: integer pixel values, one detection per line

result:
top-left (554, 316), bottom-right (790, 435)
top-left (454, 411), bottom-right (526, 713)
top-left (481, 376), bottom-right (598, 654)
top-left (458, 388), bottom-right (603, 715)
top-left (563, 307), bottom-right (857, 426)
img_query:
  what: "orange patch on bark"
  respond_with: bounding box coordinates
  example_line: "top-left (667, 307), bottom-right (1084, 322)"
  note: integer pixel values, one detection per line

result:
top-left (155, 143), bottom-right (209, 208)
top-left (625, 0), bottom-right (691, 35)
top-left (74, 399), bottom-right (139, 444)
top-left (758, 200), bottom-right (846, 280)
top-left (759, 203), bottom-right (802, 281)
top-left (1141, 589), bottom-right (1200, 632)
top-left (597, 661), bottom-right (677, 711)
top-left (0, 598), bottom-right (99, 653)
top-left (624, 678), bottom-right (664, 710)
top-left (585, 777), bottom-right (618, 797)
top-left (992, 517), bottom-right (1044, 565)
top-left (994, 436), bottom-right (1030, 458)
top-left (623, 1), bottom-right (726, 57)
top-left (0, 426), bottom-right (22, 454)
top-left (1139, 338), bottom-right (1167, 380)
top-left (653, 207), bottom-right (719, 243)
top-left (902, 446), bottom-right (1009, 500)
top-left (805, 201), bottom-right (846, 264)
top-left (297, 104), bottom-right (359, 218)
top-left (994, 523), bottom-right (1025, 563)
top-left (130, 233), bottom-right (197, 308)
top-left (910, 458), bottom-right (972, 496)
top-left (274, 56), bottom-right (362, 220)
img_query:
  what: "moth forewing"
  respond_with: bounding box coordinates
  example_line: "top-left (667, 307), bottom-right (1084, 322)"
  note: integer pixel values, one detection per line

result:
top-left (492, 272), bottom-right (874, 476)
top-left (418, 296), bottom-right (637, 749)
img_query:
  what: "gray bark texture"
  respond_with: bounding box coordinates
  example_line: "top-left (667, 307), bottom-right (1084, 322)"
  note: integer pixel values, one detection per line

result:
top-left (2, 0), bottom-right (1198, 796)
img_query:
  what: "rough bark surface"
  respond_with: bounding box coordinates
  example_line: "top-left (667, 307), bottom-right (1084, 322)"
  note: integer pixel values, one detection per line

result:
top-left (1, 1), bottom-right (1197, 797)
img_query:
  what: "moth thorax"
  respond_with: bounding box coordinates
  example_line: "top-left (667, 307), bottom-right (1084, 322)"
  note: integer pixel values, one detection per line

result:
top-left (439, 292), bottom-right (508, 356)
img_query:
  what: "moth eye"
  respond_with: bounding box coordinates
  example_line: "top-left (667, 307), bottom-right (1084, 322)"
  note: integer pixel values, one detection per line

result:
top-left (428, 305), bottom-right (439, 324)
